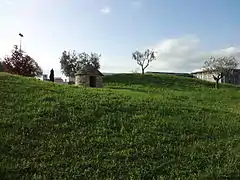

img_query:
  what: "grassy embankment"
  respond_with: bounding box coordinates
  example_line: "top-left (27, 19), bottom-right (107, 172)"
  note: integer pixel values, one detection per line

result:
top-left (0, 72), bottom-right (240, 179)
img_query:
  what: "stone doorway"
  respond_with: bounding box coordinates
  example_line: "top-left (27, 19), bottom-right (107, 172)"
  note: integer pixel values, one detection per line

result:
top-left (89, 76), bottom-right (96, 87)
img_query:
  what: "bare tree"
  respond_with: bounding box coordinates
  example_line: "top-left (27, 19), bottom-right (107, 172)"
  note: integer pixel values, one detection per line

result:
top-left (132, 49), bottom-right (156, 75)
top-left (203, 56), bottom-right (239, 88)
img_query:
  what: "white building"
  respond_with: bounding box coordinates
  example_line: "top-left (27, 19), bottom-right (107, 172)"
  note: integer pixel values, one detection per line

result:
top-left (42, 74), bottom-right (48, 81)
top-left (191, 68), bottom-right (216, 82)
top-left (191, 68), bottom-right (240, 85)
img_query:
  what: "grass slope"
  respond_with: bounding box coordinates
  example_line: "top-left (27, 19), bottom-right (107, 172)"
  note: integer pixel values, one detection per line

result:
top-left (1, 72), bottom-right (240, 179)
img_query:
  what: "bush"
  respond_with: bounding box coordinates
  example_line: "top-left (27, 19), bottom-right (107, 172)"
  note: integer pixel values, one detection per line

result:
top-left (68, 81), bottom-right (75, 85)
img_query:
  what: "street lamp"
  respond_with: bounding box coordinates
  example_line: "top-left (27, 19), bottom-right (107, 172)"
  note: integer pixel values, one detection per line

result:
top-left (19, 33), bottom-right (23, 52)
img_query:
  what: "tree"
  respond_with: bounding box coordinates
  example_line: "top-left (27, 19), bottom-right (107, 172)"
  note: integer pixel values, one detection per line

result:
top-left (49, 68), bottom-right (54, 82)
top-left (60, 50), bottom-right (78, 77)
top-left (203, 56), bottom-right (239, 88)
top-left (78, 52), bottom-right (101, 70)
top-left (3, 45), bottom-right (43, 77)
top-left (60, 50), bottom-right (101, 77)
top-left (132, 49), bottom-right (156, 75)
top-left (0, 61), bottom-right (5, 72)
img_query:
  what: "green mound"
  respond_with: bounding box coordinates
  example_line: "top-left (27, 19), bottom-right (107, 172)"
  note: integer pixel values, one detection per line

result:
top-left (0, 72), bottom-right (240, 179)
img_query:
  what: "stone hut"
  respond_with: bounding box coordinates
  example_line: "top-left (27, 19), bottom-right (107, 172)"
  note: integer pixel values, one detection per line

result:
top-left (75, 67), bottom-right (104, 88)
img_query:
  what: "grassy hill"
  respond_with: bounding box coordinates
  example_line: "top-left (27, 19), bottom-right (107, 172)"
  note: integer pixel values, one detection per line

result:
top-left (0, 72), bottom-right (240, 179)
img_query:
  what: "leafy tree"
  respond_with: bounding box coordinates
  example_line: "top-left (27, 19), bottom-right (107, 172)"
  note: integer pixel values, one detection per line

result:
top-left (49, 68), bottom-right (54, 82)
top-left (132, 49), bottom-right (156, 75)
top-left (3, 45), bottom-right (43, 77)
top-left (60, 50), bottom-right (78, 78)
top-left (78, 52), bottom-right (101, 70)
top-left (60, 50), bottom-right (101, 77)
top-left (203, 56), bottom-right (239, 88)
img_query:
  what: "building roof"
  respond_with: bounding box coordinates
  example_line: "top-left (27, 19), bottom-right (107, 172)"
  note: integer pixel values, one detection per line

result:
top-left (54, 77), bottom-right (64, 81)
top-left (75, 67), bottom-right (104, 76)
top-left (191, 68), bottom-right (208, 74)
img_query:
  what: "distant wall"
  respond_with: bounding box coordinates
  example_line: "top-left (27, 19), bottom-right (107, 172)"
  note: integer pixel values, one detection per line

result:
top-left (147, 72), bottom-right (194, 78)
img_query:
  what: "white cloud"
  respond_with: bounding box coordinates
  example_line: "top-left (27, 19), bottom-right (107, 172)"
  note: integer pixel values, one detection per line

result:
top-left (100, 6), bottom-right (111, 14)
top-left (132, 1), bottom-right (142, 8)
top-left (147, 35), bottom-right (240, 73)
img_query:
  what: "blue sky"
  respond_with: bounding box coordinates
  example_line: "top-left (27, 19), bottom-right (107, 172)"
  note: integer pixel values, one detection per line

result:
top-left (1, 0), bottom-right (240, 77)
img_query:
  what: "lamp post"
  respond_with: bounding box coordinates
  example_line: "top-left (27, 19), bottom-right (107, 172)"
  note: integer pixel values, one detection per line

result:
top-left (19, 33), bottom-right (23, 52)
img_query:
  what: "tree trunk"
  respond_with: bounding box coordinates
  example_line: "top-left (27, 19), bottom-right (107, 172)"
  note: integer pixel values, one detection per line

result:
top-left (141, 67), bottom-right (144, 75)
top-left (215, 79), bottom-right (219, 89)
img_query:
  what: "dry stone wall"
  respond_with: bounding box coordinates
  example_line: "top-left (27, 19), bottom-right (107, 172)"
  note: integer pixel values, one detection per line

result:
top-left (75, 75), bottom-right (89, 86)
top-left (96, 76), bottom-right (103, 88)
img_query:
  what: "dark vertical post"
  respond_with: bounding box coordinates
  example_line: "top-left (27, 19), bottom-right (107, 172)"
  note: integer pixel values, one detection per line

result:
top-left (19, 33), bottom-right (24, 52)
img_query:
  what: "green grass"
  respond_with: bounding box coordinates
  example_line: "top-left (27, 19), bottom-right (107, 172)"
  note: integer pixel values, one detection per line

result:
top-left (1, 72), bottom-right (240, 179)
